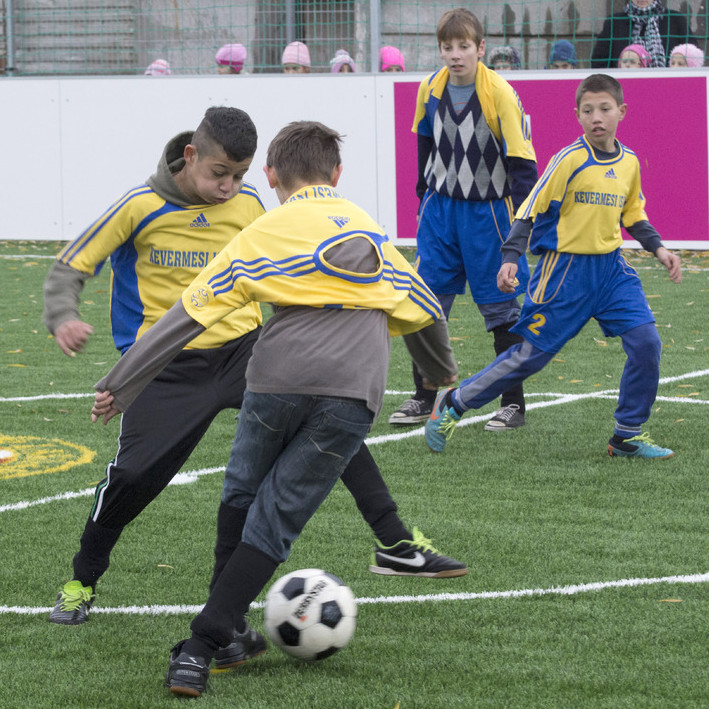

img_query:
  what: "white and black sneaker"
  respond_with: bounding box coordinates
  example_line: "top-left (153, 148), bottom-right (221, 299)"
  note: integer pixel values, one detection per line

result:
top-left (369, 528), bottom-right (468, 578)
top-left (213, 624), bottom-right (267, 669)
top-left (388, 397), bottom-right (434, 425)
top-left (164, 640), bottom-right (210, 698)
top-left (483, 404), bottom-right (525, 431)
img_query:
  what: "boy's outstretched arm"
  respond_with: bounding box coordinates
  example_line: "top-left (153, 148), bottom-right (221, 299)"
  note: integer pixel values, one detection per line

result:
top-left (654, 246), bottom-right (682, 284)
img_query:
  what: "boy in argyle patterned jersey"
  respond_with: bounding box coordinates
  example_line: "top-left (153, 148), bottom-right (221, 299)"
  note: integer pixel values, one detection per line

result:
top-left (390, 8), bottom-right (538, 432)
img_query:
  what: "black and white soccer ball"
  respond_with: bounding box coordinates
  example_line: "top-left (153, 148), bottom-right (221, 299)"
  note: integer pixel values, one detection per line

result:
top-left (264, 568), bottom-right (357, 661)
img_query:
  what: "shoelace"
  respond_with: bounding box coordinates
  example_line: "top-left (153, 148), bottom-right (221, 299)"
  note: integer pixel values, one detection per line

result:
top-left (624, 432), bottom-right (656, 446)
top-left (410, 528), bottom-right (439, 554)
top-left (59, 588), bottom-right (91, 611)
top-left (495, 404), bottom-right (520, 422)
top-left (435, 410), bottom-right (460, 440)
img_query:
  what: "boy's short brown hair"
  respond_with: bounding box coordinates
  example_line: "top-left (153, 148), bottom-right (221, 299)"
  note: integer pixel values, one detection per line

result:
top-left (266, 121), bottom-right (343, 190)
top-left (575, 74), bottom-right (624, 107)
top-left (436, 8), bottom-right (484, 47)
top-left (192, 106), bottom-right (257, 163)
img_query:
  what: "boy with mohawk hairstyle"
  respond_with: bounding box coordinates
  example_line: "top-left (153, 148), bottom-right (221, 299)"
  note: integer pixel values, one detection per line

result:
top-left (425, 74), bottom-right (682, 459)
top-left (390, 7), bottom-right (538, 431)
top-left (90, 120), bottom-right (458, 697)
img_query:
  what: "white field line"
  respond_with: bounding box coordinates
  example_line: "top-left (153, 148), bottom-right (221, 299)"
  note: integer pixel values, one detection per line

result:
top-left (2, 367), bottom-right (708, 513)
top-left (1, 254), bottom-right (57, 259)
top-left (3, 571), bottom-right (708, 616)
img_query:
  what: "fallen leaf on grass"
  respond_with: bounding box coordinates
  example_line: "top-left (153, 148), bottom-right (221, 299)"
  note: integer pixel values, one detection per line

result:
top-left (7, 364), bottom-right (26, 367)
top-left (569, 379), bottom-right (584, 383)
top-left (6, 349), bottom-right (22, 353)
top-left (157, 564), bottom-right (175, 569)
top-left (658, 599), bottom-right (682, 603)
top-left (675, 419), bottom-right (685, 423)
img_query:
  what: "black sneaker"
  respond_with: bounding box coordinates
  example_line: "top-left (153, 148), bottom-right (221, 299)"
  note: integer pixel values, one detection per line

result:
top-left (388, 397), bottom-right (433, 425)
top-left (164, 640), bottom-right (210, 698)
top-left (483, 404), bottom-right (525, 431)
top-left (213, 625), bottom-right (267, 669)
top-left (369, 527), bottom-right (468, 578)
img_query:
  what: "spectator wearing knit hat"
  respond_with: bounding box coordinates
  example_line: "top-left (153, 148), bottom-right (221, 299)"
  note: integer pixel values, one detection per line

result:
top-left (144, 59), bottom-right (171, 76)
top-left (669, 43), bottom-right (704, 67)
top-left (591, 0), bottom-right (697, 69)
top-left (487, 46), bottom-right (521, 71)
top-left (330, 49), bottom-right (356, 73)
top-left (282, 41), bottom-right (311, 73)
top-left (547, 40), bottom-right (578, 69)
top-left (379, 45), bottom-right (405, 72)
top-left (215, 44), bottom-right (247, 74)
top-left (618, 43), bottom-right (651, 68)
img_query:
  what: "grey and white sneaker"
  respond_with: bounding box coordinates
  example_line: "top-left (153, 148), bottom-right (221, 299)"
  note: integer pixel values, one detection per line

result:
top-left (369, 528), bottom-right (468, 578)
top-left (484, 404), bottom-right (525, 431)
top-left (388, 397), bottom-right (433, 425)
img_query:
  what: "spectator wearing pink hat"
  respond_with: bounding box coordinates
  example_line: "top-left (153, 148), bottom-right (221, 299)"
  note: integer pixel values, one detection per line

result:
top-left (330, 48), bottom-right (355, 73)
top-left (618, 44), bottom-right (651, 68)
top-left (669, 43), bottom-right (704, 67)
top-left (215, 43), bottom-right (247, 74)
top-left (144, 59), bottom-right (171, 76)
top-left (282, 41), bottom-right (311, 73)
top-left (380, 45), bottom-right (405, 72)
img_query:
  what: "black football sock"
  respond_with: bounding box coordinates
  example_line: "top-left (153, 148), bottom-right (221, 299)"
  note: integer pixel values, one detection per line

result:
top-left (209, 502), bottom-right (249, 592)
top-left (72, 518), bottom-right (123, 590)
top-left (340, 445), bottom-right (410, 546)
top-left (412, 364), bottom-right (437, 404)
top-left (190, 542), bottom-right (278, 656)
top-left (492, 324), bottom-right (525, 413)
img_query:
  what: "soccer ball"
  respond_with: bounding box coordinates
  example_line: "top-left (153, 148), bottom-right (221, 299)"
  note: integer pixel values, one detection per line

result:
top-left (264, 568), bottom-right (357, 661)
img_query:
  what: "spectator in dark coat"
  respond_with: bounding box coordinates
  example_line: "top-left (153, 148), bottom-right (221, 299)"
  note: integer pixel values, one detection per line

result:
top-left (591, 0), bottom-right (697, 68)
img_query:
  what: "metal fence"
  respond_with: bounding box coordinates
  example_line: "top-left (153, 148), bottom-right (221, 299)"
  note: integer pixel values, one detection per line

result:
top-left (1, 1), bottom-right (707, 76)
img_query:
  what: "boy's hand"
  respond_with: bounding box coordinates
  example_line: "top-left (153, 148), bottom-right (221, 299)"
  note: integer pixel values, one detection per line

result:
top-left (54, 319), bottom-right (94, 357)
top-left (655, 247), bottom-right (682, 284)
top-left (497, 263), bottom-right (519, 293)
top-left (92, 390), bottom-right (120, 425)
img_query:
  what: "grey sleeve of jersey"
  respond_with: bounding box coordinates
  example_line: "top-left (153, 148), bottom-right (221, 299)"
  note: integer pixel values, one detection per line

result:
top-left (94, 301), bottom-right (206, 412)
top-left (625, 220), bottom-right (663, 255)
top-left (43, 260), bottom-right (92, 334)
top-left (403, 318), bottom-right (458, 385)
top-left (501, 218), bottom-right (533, 264)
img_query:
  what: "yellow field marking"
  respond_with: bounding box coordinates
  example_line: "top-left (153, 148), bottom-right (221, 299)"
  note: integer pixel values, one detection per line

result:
top-left (0, 435), bottom-right (95, 480)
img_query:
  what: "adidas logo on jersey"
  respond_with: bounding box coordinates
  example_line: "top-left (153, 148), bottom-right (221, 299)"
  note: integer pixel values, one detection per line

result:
top-left (604, 168), bottom-right (617, 179)
top-left (190, 213), bottom-right (210, 228)
top-left (328, 216), bottom-right (350, 228)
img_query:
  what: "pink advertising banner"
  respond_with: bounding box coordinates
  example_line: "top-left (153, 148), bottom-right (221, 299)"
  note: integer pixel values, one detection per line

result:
top-left (394, 76), bottom-right (708, 246)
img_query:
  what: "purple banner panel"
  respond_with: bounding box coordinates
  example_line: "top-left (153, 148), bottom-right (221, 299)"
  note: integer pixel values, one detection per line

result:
top-left (395, 76), bottom-right (708, 246)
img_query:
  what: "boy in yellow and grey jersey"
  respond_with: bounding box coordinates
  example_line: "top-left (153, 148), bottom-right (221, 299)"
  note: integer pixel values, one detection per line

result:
top-left (89, 121), bottom-right (459, 697)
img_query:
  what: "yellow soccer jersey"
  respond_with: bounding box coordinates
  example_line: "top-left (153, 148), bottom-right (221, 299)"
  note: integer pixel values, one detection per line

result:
top-left (182, 185), bottom-right (442, 337)
top-left (518, 136), bottom-right (647, 255)
top-left (57, 182), bottom-right (265, 352)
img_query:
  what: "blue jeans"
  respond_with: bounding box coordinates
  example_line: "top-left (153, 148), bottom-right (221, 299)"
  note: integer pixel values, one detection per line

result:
top-left (221, 390), bottom-right (373, 563)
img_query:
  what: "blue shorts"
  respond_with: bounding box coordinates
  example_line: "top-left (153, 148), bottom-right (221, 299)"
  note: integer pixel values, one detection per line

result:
top-left (511, 249), bottom-right (655, 354)
top-left (415, 190), bottom-right (529, 304)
